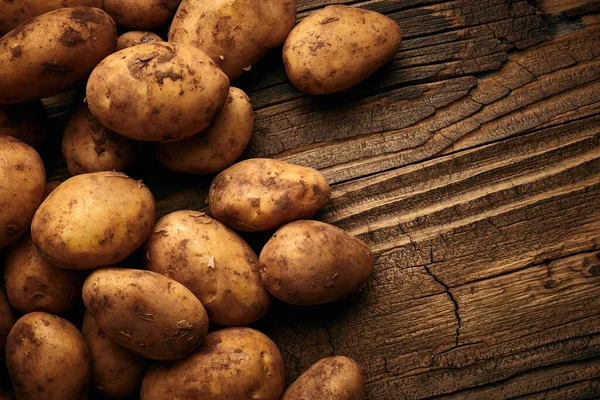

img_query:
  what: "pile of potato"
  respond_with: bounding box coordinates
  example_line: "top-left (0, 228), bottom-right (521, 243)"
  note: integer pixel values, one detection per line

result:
top-left (0, 0), bottom-right (401, 399)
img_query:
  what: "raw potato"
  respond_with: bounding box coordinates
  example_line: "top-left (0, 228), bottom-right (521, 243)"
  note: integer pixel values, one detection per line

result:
top-left (62, 106), bottom-right (140, 175)
top-left (0, 288), bottom-right (15, 351)
top-left (31, 171), bottom-right (155, 270)
top-left (5, 312), bottom-right (90, 400)
top-left (209, 159), bottom-right (330, 231)
top-left (83, 268), bottom-right (209, 361)
top-left (0, 102), bottom-right (48, 149)
top-left (145, 210), bottom-right (272, 326)
top-left (104, 0), bottom-right (181, 29)
top-left (4, 234), bottom-right (83, 314)
top-left (156, 87), bottom-right (254, 174)
top-left (116, 31), bottom-right (163, 51)
top-left (260, 220), bottom-right (374, 305)
top-left (281, 356), bottom-right (366, 400)
top-left (283, 5), bottom-right (402, 95)
top-left (86, 42), bottom-right (229, 142)
top-left (0, 136), bottom-right (46, 249)
top-left (169, 0), bottom-right (296, 79)
top-left (141, 327), bottom-right (285, 400)
top-left (82, 311), bottom-right (147, 399)
top-left (0, 7), bottom-right (117, 104)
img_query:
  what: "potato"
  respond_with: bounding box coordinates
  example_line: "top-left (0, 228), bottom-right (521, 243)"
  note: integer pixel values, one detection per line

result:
top-left (141, 327), bottom-right (284, 400)
top-left (145, 210), bottom-right (272, 326)
top-left (31, 171), bottom-right (155, 270)
top-left (0, 288), bottom-right (15, 352)
top-left (0, 7), bottom-right (117, 104)
top-left (260, 220), bottom-right (373, 305)
top-left (86, 42), bottom-right (229, 142)
top-left (209, 159), bottom-right (330, 231)
top-left (83, 268), bottom-right (209, 361)
top-left (156, 87), bottom-right (253, 174)
top-left (116, 31), bottom-right (163, 51)
top-left (0, 102), bottom-right (48, 150)
top-left (62, 106), bottom-right (140, 175)
top-left (4, 234), bottom-right (83, 314)
top-left (82, 311), bottom-right (147, 399)
top-left (283, 5), bottom-right (402, 95)
top-left (282, 356), bottom-right (365, 400)
top-left (0, 136), bottom-right (46, 249)
top-left (169, 0), bottom-right (296, 79)
top-left (5, 312), bottom-right (90, 400)
top-left (105, 0), bottom-right (180, 29)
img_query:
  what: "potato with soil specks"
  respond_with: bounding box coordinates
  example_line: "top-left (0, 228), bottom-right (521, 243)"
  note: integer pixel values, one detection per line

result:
top-left (105, 0), bottom-right (181, 29)
top-left (31, 171), bottom-right (155, 270)
top-left (0, 7), bottom-right (117, 104)
top-left (0, 102), bottom-right (48, 150)
top-left (0, 288), bottom-right (15, 352)
top-left (283, 5), bottom-right (401, 94)
top-left (86, 42), bottom-right (229, 142)
top-left (141, 327), bottom-right (284, 400)
top-left (116, 31), bottom-right (163, 51)
top-left (209, 159), bottom-right (330, 231)
top-left (5, 312), bottom-right (90, 400)
top-left (260, 220), bottom-right (373, 305)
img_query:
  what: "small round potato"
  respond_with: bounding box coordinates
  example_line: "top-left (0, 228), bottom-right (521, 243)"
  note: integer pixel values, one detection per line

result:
top-left (83, 268), bottom-right (209, 361)
top-left (0, 102), bottom-right (48, 150)
top-left (31, 171), bottom-right (155, 270)
top-left (282, 356), bottom-right (366, 400)
top-left (156, 87), bottom-right (254, 174)
top-left (116, 31), bottom-right (163, 51)
top-left (0, 136), bottom-right (46, 249)
top-left (82, 311), bottom-right (148, 399)
top-left (0, 288), bottom-right (15, 352)
top-left (105, 0), bottom-right (180, 29)
top-left (260, 220), bottom-right (373, 305)
top-left (62, 106), bottom-right (140, 175)
top-left (209, 159), bottom-right (330, 232)
top-left (283, 5), bottom-right (402, 94)
top-left (145, 211), bottom-right (272, 326)
top-left (141, 327), bottom-right (285, 400)
top-left (5, 312), bottom-right (90, 400)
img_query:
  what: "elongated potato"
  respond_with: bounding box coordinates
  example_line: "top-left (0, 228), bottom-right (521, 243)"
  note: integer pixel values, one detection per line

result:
top-left (0, 288), bottom-right (15, 352)
top-left (260, 220), bottom-right (373, 305)
top-left (83, 268), bottom-right (209, 361)
top-left (31, 171), bottom-right (155, 270)
top-left (116, 31), bottom-right (163, 51)
top-left (105, 0), bottom-right (180, 29)
top-left (0, 102), bottom-right (48, 150)
top-left (141, 327), bottom-right (284, 400)
top-left (169, 0), bottom-right (296, 79)
top-left (6, 312), bottom-right (90, 400)
top-left (86, 42), bottom-right (229, 142)
top-left (283, 5), bottom-right (402, 94)
top-left (0, 7), bottom-right (117, 104)
top-left (209, 159), bottom-right (330, 231)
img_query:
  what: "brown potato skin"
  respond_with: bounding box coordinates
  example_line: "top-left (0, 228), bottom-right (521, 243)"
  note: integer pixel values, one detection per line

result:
top-left (156, 87), bottom-right (254, 174)
top-left (0, 136), bottom-right (46, 249)
top-left (5, 312), bottom-right (90, 400)
top-left (62, 106), bottom-right (140, 176)
top-left (0, 7), bottom-right (117, 104)
top-left (282, 356), bottom-right (366, 400)
top-left (0, 288), bottom-right (15, 352)
top-left (82, 311), bottom-right (148, 399)
top-left (82, 268), bottom-right (209, 361)
top-left (145, 210), bottom-right (272, 326)
top-left (260, 220), bottom-right (374, 305)
top-left (169, 0), bottom-right (296, 80)
top-left (0, 102), bottom-right (48, 149)
top-left (141, 327), bottom-right (284, 400)
top-left (31, 171), bottom-right (155, 270)
top-left (209, 159), bottom-right (330, 232)
top-left (283, 5), bottom-right (402, 95)
top-left (116, 31), bottom-right (163, 51)
top-left (86, 42), bottom-right (230, 142)
top-left (105, 0), bottom-right (180, 29)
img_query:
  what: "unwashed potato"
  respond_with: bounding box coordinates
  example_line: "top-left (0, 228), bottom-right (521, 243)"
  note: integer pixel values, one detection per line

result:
top-left (156, 87), bottom-right (253, 174)
top-left (209, 159), bottom-right (330, 231)
top-left (0, 101), bottom-right (48, 150)
top-left (282, 356), bottom-right (366, 400)
top-left (283, 5), bottom-right (402, 94)
top-left (260, 220), bottom-right (373, 305)
top-left (0, 136), bottom-right (46, 249)
top-left (169, 0), bottom-right (296, 79)
top-left (82, 311), bottom-right (147, 399)
top-left (5, 312), bottom-right (90, 400)
top-left (62, 106), bottom-right (140, 175)
top-left (4, 234), bottom-right (83, 314)
top-left (0, 288), bottom-right (15, 352)
top-left (141, 327), bottom-right (284, 400)
top-left (83, 268), bottom-right (209, 361)
top-left (0, 7), bottom-right (117, 104)
top-left (86, 42), bottom-right (229, 142)
top-left (104, 0), bottom-right (181, 29)
top-left (31, 171), bottom-right (155, 270)
top-left (145, 210), bottom-right (272, 326)
top-left (116, 31), bottom-right (163, 51)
